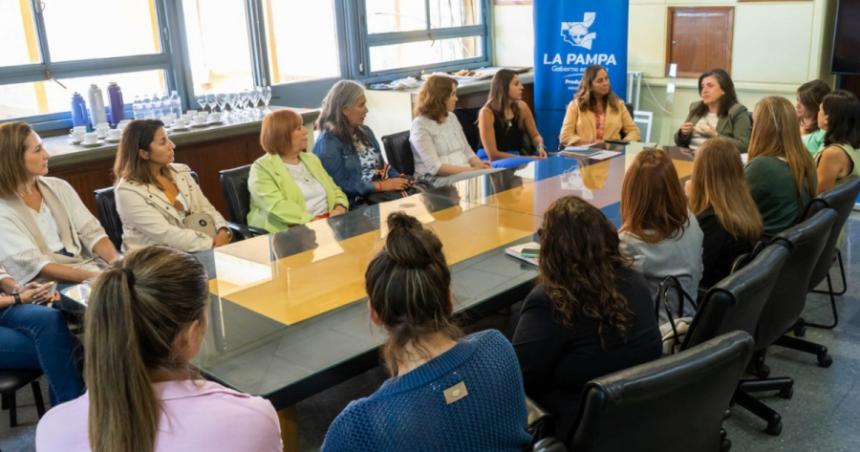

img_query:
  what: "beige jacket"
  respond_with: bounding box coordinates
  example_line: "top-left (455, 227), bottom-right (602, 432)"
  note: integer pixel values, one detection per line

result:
top-left (559, 98), bottom-right (641, 146)
top-left (115, 163), bottom-right (228, 253)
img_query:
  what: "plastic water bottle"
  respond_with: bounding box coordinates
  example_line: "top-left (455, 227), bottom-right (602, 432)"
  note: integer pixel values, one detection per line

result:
top-left (140, 95), bottom-right (152, 119)
top-left (70, 92), bottom-right (91, 129)
top-left (87, 84), bottom-right (108, 126)
top-left (107, 82), bottom-right (124, 126)
top-left (132, 96), bottom-right (143, 119)
top-left (169, 90), bottom-right (182, 117)
top-left (151, 93), bottom-right (163, 119)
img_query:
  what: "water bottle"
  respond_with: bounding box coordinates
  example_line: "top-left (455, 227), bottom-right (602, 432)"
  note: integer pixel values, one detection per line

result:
top-left (70, 93), bottom-right (90, 129)
top-left (132, 96), bottom-right (143, 119)
top-left (87, 84), bottom-right (108, 127)
top-left (107, 82), bottom-right (124, 126)
top-left (150, 93), bottom-right (163, 119)
top-left (169, 90), bottom-right (182, 117)
top-left (141, 95), bottom-right (153, 119)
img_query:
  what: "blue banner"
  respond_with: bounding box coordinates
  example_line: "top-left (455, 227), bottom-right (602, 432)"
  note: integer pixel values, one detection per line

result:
top-left (533, 0), bottom-right (629, 151)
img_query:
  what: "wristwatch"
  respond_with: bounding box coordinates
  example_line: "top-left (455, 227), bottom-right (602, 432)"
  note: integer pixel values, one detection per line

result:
top-left (11, 290), bottom-right (22, 305)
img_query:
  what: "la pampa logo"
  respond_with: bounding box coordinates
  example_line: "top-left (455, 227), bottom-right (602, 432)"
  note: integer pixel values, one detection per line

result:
top-left (561, 12), bottom-right (597, 50)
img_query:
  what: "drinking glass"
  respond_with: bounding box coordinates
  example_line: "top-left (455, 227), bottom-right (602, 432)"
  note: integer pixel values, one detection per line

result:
top-left (261, 86), bottom-right (272, 110)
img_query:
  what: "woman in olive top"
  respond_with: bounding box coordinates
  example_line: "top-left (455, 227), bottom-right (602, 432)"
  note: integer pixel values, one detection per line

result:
top-left (686, 137), bottom-right (763, 288)
top-left (815, 90), bottom-right (860, 195)
top-left (796, 80), bottom-right (831, 155)
top-left (478, 69), bottom-right (547, 161)
top-left (675, 69), bottom-right (751, 152)
top-left (559, 65), bottom-right (640, 146)
top-left (248, 109), bottom-right (348, 232)
top-left (745, 96), bottom-right (817, 238)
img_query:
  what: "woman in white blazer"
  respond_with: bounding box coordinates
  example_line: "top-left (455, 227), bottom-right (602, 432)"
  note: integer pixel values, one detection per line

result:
top-left (0, 122), bottom-right (119, 284)
top-left (114, 120), bottom-right (232, 253)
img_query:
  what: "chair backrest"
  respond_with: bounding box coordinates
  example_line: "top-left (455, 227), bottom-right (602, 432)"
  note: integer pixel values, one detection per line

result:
top-left (94, 186), bottom-right (122, 250)
top-left (756, 208), bottom-right (837, 348)
top-left (219, 164), bottom-right (252, 224)
top-left (381, 131), bottom-right (414, 176)
top-left (804, 177), bottom-right (860, 290)
top-left (683, 243), bottom-right (790, 350)
top-left (569, 331), bottom-right (754, 452)
top-left (453, 107), bottom-right (482, 151)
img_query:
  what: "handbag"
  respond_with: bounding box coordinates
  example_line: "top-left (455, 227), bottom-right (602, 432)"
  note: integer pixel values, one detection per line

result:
top-left (656, 275), bottom-right (697, 354)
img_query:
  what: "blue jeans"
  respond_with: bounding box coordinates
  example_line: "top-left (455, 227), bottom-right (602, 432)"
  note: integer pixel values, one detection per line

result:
top-left (0, 304), bottom-right (85, 405)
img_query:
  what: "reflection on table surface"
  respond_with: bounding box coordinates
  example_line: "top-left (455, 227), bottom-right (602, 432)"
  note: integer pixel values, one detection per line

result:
top-left (193, 142), bottom-right (694, 406)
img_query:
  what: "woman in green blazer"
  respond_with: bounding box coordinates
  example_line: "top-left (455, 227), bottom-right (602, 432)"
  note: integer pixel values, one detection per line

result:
top-left (248, 109), bottom-right (349, 232)
top-left (674, 69), bottom-right (751, 153)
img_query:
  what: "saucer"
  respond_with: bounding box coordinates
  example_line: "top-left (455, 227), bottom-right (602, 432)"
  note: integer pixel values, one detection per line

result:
top-left (105, 137), bottom-right (121, 143)
top-left (190, 122), bottom-right (209, 128)
top-left (80, 141), bottom-right (102, 147)
top-left (171, 125), bottom-right (190, 131)
top-left (68, 136), bottom-right (83, 145)
top-left (207, 120), bottom-right (224, 126)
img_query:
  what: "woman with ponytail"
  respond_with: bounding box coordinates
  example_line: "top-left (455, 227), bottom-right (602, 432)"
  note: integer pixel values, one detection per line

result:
top-left (322, 213), bottom-right (530, 452)
top-left (36, 246), bottom-right (282, 452)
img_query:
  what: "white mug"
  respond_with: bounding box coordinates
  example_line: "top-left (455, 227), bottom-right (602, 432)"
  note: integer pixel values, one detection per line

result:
top-left (71, 126), bottom-right (87, 136)
top-left (83, 132), bottom-right (99, 144)
top-left (174, 118), bottom-right (188, 128)
top-left (107, 129), bottom-right (122, 140)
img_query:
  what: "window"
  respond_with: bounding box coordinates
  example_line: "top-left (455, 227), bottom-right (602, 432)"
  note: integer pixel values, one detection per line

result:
top-left (181, 0), bottom-right (254, 94)
top-left (262, 0), bottom-right (340, 84)
top-left (362, 0), bottom-right (489, 76)
top-left (0, 0), bottom-right (174, 126)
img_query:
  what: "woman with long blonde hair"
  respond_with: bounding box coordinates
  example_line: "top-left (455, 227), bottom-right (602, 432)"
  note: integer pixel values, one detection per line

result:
top-left (687, 137), bottom-right (763, 288)
top-left (745, 96), bottom-right (817, 237)
top-left (36, 246), bottom-right (282, 452)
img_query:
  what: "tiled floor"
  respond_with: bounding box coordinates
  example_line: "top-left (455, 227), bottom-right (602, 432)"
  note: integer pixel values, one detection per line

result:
top-left (3, 212), bottom-right (859, 452)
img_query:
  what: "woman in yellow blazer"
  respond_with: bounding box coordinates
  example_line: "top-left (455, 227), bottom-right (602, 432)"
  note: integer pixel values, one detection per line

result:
top-left (559, 65), bottom-right (640, 146)
top-left (248, 109), bottom-right (349, 232)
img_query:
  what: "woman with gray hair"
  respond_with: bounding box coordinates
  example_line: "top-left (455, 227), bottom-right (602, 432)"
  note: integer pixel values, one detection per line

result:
top-left (313, 80), bottom-right (413, 205)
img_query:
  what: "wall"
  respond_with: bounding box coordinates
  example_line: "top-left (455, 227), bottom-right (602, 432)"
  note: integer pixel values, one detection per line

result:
top-left (493, 0), bottom-right (837, 144)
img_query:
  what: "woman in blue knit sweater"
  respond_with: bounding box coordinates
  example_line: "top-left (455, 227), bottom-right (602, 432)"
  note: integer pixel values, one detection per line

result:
top-left (322, 212), bottom-right (531, 452)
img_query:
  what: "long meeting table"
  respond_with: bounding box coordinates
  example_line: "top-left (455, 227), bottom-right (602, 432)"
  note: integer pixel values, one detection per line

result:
top-left (191, 142), bottom-right (695, 412)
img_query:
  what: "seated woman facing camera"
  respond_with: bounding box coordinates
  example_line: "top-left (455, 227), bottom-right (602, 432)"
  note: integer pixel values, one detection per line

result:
top-left (410, 75), bottom-right (491, 185)
top-left (314, 80), bottom-right (413, 205)
top-left (477, 69), bottom-right (547, 161)
top-left (686, 137), bottom-right (763, 289)
top-left (814, 90), bottom-right (860, 195)
top-left (513, 196), bottom-right (661, 440)
top-left (249, 109), bottom-right (349, 232)
top-left (559, 64), bottom-right (640, 146)
top-left (0, 266), bottom-right (85, 405)
top-left (675, 69), bottom-right (751, 152)
top-left (322, 213), bottom-right (530, 452)
top-left (0, 122), bottom-right (119, 283)
top-left (36, 246), bottom-right (282, 452)
top-left (114, 120), bottom-right (232, 253)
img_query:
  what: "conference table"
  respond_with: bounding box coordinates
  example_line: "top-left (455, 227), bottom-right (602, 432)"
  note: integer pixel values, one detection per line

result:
top-left (191, 142), bottom-right (695, 411)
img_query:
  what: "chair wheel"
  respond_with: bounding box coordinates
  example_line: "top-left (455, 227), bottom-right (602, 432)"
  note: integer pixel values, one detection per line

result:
top-left (793, 323), bottom-right (806, 337)
top-left (765, 418), bottom-right (782, 436)
top-left (817, 353), bottom-right (833, 368)
top-left (779, 386), bottom-right (793, 399)
top-left (755, 362), bottom-right (771, 379)
top-left (721, 438), bottom-right (732, 452)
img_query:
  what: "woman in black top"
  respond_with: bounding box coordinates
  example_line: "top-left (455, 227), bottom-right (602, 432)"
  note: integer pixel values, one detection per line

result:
top-left (686, 137), bottom-right (763, 288)
top-left (512, 196), bottom-right (661, 439)
top-left (478, 69), bottom-right (547, 161)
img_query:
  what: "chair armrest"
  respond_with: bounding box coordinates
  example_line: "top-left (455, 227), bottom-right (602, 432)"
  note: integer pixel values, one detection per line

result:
top-left (527, 397), bottom-right (551, 428)
top-left (225, 222), bottom-right (268, 241)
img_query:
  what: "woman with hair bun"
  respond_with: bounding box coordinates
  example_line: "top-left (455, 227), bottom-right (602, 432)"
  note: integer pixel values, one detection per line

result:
top-left (322, 212), bottom-right (530, 452)
top-left (513, 196), bottom-right (661, 439)
top-left (36, 246), bottom-right (282, 452)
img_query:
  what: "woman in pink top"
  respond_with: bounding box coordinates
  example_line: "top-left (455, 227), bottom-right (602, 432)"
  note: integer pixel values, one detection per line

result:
top-left (36, 246), bottom-right (282, 452)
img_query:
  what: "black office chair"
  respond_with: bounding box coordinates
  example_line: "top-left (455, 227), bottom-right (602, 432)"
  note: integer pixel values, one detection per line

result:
top-left (567, 331), bottom-right (753, 452)
top-left (532, 438), bottom-right (568, 452)
top-left (680, 243), bottom-right (790, 435)
top-left (381, 131), bottom-right (415, 176)
top-left (94, 186), bottom-right (122, 250)
top-left (797, 177), bottom-right (860, 329)
top-left (0, 369), bottom-right (46, 427)
top-left (219, 165), bottom-right (268, 238)
top-left (453, 107), bottom-right (482, 152)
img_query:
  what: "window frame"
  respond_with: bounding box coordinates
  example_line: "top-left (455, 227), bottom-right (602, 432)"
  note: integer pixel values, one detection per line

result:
top-left (0, 0), bottom-right (180, 132)
top-left (0, 0), bottom-right (495, 129)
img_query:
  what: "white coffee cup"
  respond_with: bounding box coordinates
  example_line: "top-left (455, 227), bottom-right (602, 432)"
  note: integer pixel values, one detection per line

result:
top-left (83, 132), bottom-right (99, 144)
top-left (71, 125), bottom-right (87, 135)
top-left (209, 112), bottom-right (221, 123)
top-left (174, 118), bottom-right (188, 128)
top-left (107, 129), bottom-right (122, 140)
top-left (194, 112), bottom-right (208, 124)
